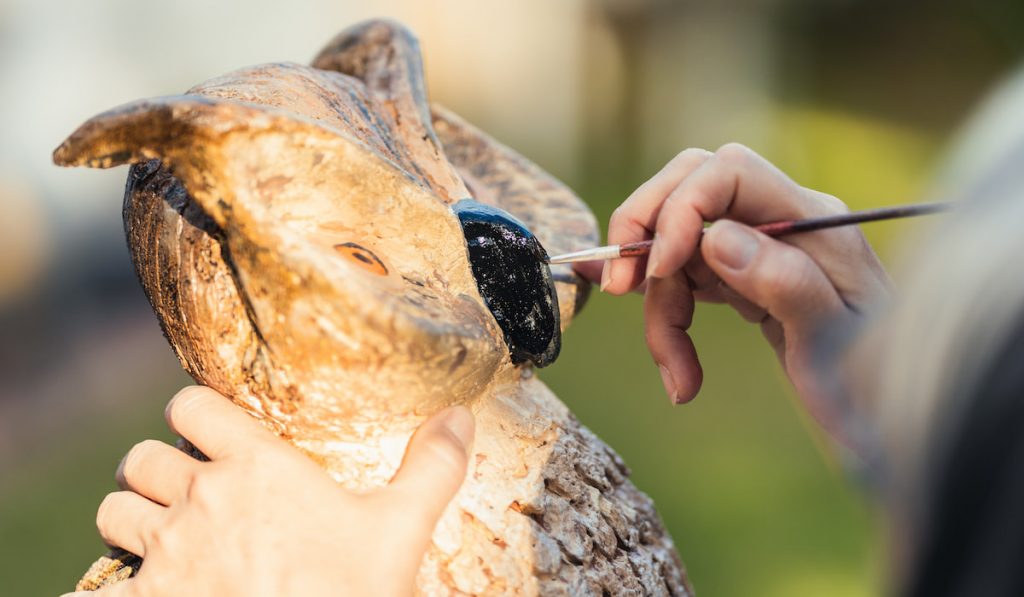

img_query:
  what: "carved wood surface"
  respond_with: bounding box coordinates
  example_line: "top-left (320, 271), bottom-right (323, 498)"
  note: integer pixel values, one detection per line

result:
top-left (56, 19), bottom-right (691, 596)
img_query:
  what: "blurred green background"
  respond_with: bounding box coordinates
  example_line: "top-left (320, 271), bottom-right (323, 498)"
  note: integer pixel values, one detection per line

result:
top-left (2, 1), bottom-right (1023, 595)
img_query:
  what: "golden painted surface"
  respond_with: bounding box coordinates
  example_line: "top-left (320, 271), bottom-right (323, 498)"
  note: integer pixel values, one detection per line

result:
top-left (56, 19), bottom-right (687, 595)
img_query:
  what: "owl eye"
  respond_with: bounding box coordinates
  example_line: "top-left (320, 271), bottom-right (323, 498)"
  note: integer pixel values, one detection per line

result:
top-left (452, 199), bottom-right (560, 367)
top-left (333, 242), bottom-right (388, 276)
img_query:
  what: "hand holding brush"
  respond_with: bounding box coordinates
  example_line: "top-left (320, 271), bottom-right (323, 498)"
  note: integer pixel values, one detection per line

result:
top-left (570, 145), bottom-right (935, 439)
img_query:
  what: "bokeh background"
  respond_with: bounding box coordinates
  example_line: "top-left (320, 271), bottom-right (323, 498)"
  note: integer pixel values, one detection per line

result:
top-left (2, 1), bottom-right (1023, 594)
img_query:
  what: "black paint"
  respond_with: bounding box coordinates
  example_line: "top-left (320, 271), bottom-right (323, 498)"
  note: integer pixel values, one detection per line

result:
top-left (452, 199), bottom-right (560, 367)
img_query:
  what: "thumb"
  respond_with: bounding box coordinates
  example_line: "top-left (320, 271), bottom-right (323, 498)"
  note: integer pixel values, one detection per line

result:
top-left (388, 406), bottom-right (474, 523)
top-left (701, 220), bottom-right (845, 335)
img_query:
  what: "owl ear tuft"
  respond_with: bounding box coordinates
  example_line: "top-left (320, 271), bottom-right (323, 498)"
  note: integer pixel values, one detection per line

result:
top-left (312, 19), bottom-right (469, 203)
top-left (54, 97), bottom-right (234, 170)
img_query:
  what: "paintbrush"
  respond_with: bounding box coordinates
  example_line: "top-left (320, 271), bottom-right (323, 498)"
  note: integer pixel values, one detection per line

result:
top-left (547, 201), bottom-right (951, 265)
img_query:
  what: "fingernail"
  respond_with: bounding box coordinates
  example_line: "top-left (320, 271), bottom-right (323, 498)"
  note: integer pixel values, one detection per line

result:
top-left (658, 364), bottom-right (678, 404)
top-left (711, 222), bottom-right (757, 270)
top-left (600, 261), bottom-right (613, 292)
top-left (645, 235), bottom-right (661, 278)
top-left (436, 406), bottom-right (475, 456)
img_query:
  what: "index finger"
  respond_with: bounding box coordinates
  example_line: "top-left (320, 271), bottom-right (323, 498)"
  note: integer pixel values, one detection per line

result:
top-left (646, 143), bottom-right (839, 280)
top-left (164, 386), bottom-right (277, 460)
top-left (602, 148), bottom-right (712, 294)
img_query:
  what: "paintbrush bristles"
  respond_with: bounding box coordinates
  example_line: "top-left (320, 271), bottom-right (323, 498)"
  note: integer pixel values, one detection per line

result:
top-left (547, 245), bottom-right (623, 264)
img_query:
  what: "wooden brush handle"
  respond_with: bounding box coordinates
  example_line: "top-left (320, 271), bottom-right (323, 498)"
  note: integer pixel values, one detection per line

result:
top-left (617, 201), bottom-right (951, 256)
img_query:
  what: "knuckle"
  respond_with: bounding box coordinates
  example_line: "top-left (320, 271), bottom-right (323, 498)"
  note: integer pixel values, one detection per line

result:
top-left (715, 142), bottom-right (753, 164)
top-left (608, 205), bottom-right (628, 229)
top-left (185, 472), bottom-right (219, 505)
top-left (661, 185), bottom-right (684, 207)
top-left (143, 521), bottom-right (171, 552)
top-left (670, 147), bottom-right (712, 166)
top-left (816, 192), bottom-right (850, 215)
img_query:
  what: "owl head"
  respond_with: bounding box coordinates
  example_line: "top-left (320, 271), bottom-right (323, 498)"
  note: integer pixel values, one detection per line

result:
top-left (54, 19), bottom-right (598, 443)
